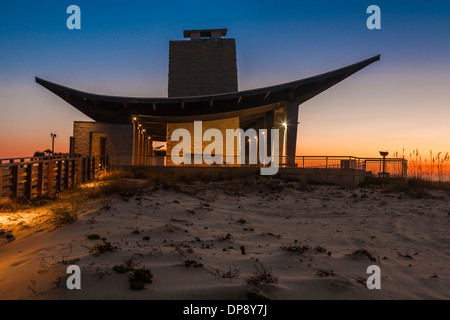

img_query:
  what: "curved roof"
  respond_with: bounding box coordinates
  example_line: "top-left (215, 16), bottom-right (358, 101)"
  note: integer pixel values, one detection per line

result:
top-left (36, 54), bottom-right (380, 125)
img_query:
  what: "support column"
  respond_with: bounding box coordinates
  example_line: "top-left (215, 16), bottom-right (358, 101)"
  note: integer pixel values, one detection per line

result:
top-left (257, 117), bottom-right (265, 165)
top-left (149, 137), bottom-right (153, 166)
top-left (144, 134), bottom-right (148, 165)
top-left (274, 107), bottom-right (286, 162)
top-left (137, 126), bottom-right (142, 165)
top-left (133, 123), bottom-right (138, 165)
top-left (285, 101), bottom-right (299, 166)
top-left (264, 110), bottom-right (274, 157)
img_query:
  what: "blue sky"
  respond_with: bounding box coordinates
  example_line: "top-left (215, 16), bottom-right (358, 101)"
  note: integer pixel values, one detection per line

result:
top-left (0, 0), bottom-right (449, 157)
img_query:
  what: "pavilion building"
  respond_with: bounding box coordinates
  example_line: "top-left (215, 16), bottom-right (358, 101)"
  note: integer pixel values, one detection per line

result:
top-left (36, 28), bottom-right (380, 167)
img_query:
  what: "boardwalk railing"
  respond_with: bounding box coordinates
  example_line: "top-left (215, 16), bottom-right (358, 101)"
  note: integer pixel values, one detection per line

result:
top-left (0, 154), bottom-right (80, 165)
top-left (0, 155), bottom-right (109, 202)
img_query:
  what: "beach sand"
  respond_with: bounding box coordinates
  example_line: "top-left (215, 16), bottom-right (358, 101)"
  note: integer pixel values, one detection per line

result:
top-left (1, 177), bottom-right (449, 299)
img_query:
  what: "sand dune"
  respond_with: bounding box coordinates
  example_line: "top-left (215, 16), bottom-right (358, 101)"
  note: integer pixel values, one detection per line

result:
top-left (1, 178), bottom-right (449, 299)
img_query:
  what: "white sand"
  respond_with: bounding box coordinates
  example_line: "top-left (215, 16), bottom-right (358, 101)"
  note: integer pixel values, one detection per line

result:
top-left (1, 178), bottom-right (449, 299)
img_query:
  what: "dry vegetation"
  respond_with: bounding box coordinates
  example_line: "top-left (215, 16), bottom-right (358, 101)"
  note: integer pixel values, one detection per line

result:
top-left (392, 148), bottom-right (450, 182)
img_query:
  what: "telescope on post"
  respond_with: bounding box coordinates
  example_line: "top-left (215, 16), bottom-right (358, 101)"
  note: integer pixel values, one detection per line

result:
top-left (379, 151), bottom-right (389, 177)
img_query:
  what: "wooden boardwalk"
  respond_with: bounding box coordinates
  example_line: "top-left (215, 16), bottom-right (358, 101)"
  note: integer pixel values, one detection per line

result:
top-left (0, 155), bottom-right (109, 202)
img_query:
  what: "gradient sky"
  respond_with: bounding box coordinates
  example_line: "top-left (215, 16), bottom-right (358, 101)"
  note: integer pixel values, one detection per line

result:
top-left (0, 0), bottom-right (449, 159)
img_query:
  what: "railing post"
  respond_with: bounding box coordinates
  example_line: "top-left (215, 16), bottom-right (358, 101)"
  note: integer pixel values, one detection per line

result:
top-left (0, 167), bottom-right (3, 200)
top-left (92, 157), bottom-right (96, 179)
top-left (25, 164), bottom-right (33, 200)
top-left (77, 159), bottom-right (82, 186)
top-left (64, 160), bottom-right (70, 190)
top-left (37, 162), bottom-right (44, 197)
top-left (71, 160), bottom-right (76, 188)
top-left (11, 165), bottom-right (18, 200)
top-left (57, 160), bottom-right (62, 192)
top-left (82, 158), bottom-right (86, 182)
top-left (47, 161), bottom-right (54, 196)
top-left (86, 158), bottom-right (91, 181)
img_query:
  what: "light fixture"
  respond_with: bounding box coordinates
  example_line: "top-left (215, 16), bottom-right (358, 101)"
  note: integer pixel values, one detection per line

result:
top-left (142, 129), bottom-right (146, 132)
top-left (282, 122), bottom-right (287, 127)
top-left (138, 124), bottom-right (141, 127)
top-left (133, 117), bottom-right (137, 121)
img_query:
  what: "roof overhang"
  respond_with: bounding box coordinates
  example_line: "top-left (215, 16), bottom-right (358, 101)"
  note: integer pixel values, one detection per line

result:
top-left (36, 54), bottom-right (380, 126)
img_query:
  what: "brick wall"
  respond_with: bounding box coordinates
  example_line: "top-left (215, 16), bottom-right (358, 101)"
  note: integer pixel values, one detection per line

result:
top-left (168, 38), bottom-right (238, 97)
top-left (73, 122), bottom-right (134, 165)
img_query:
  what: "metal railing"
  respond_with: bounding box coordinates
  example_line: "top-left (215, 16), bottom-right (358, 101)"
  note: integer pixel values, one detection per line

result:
top-left (0, 155), bottom-right (109, 201)
top-left (128, 154), bottom-right (408, 177)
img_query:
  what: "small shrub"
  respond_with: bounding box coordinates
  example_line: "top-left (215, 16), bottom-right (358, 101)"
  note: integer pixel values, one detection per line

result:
top-left (113, 257), bottom-right (140, 274)
top-left (222, 267), bottom-right (240, 279)
top-left (316, 269), bottom-right (337, 278)
top-left (128, 267), bottom-right (153, 290)
top-left (246, 262), bottom-right (278, 285)
top-left (88, 241), bottom-right (116, 254)
top-left (281, 241), bottom-right (311, 254)
top-left (217, 233), bottom-right (232, 242)
top-left (184, 260), bottom-right (203, 268)
top-left (50, 201), bottom-right (80, 227)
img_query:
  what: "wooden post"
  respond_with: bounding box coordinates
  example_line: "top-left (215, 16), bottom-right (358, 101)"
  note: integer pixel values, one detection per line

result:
top-left (71, 160), bottom-right (76, 188)
top-left (92, 157), bottom-right (96, 180)
top-left (25, 164), bottom-right (33, 200)
top-left (64, 160), bottom-right (70, 190)
top-left (82, 158), bottom-right (86, 183)
top-left (77, 159), bottom-right (82, 186)
top-left (37, 162), bottom-right (44, 197)
top-left (86, 158), bottom-right (91, 181)
top-left (0, 167), bottom-right (3, 199)
top-left (56, 160), bottom-right (62, 192)
top-left (47, 161), bottom-right (54, 196)
top-left (11, 165), bottom-right (18, 200)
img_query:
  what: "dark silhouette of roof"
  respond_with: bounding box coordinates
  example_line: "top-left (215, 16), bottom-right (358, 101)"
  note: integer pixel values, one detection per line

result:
top-left (36, 54), bottom-right (380, 140)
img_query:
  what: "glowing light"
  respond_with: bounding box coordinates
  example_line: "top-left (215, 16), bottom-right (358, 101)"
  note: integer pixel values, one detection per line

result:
top-left (282, 122), bottom-right (287, 127)
top-left (133, 117), bottom-right (137, 121)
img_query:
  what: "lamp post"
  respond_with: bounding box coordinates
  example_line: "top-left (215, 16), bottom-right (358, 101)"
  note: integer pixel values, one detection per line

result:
top-left (51, 133), bottom-right (57, 155)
